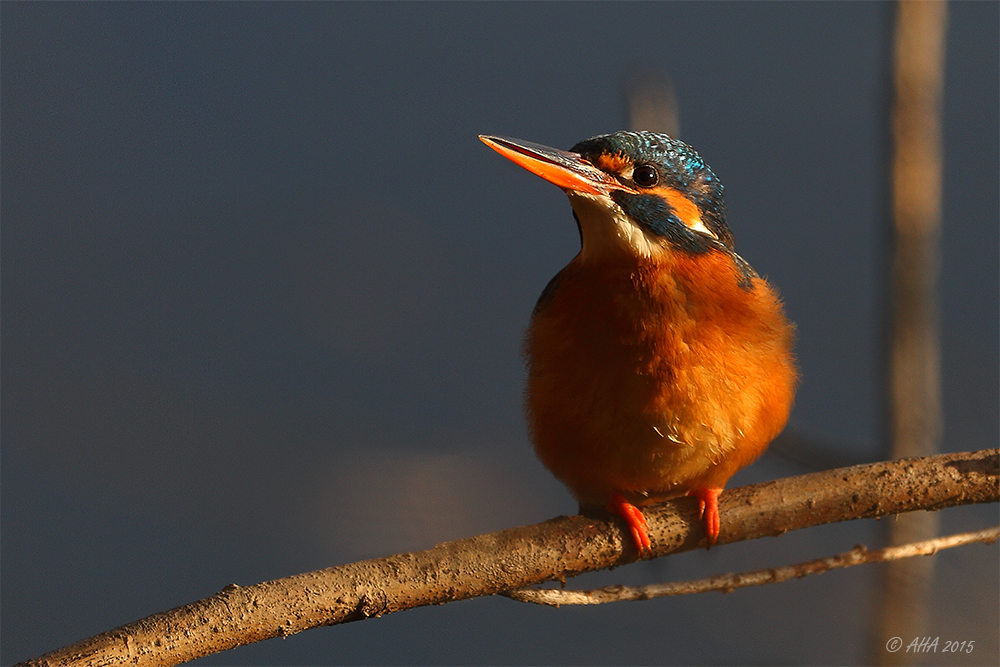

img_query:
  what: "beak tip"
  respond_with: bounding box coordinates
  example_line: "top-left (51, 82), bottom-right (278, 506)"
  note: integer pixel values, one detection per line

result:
top-left (479, 135), bottom-right (506, 154)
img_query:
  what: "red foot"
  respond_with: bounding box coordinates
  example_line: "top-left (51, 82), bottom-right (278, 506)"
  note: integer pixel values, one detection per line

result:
top-left (688, 487), bottom-right (723, 547)
top-left (608, 493), bottom-right (651, 556)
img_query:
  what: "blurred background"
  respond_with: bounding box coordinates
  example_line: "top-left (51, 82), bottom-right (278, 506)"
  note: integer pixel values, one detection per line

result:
top-left (2, 3), bottom-right (996, 665)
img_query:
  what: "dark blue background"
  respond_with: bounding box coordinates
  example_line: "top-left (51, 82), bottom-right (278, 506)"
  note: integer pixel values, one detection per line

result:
top-left (3, 3), bottom-right (997, 664)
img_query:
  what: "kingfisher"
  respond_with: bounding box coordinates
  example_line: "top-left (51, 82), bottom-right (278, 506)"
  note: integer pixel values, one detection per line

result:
top-left (480, 131), bottom-right (797, 554)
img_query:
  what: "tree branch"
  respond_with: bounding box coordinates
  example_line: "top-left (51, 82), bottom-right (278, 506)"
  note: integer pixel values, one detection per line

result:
top-left (19, 449), bottom-right (998, 667)
top-left (504, 526), bottom-right (999, 605)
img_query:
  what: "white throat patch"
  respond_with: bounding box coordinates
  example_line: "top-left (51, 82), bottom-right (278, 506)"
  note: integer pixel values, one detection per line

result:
top-left (567, 191), bottom-right (657, 262)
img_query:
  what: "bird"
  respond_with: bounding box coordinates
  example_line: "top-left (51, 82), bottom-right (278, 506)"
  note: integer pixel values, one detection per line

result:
top-left (480, 131), bottom-right (797, 555)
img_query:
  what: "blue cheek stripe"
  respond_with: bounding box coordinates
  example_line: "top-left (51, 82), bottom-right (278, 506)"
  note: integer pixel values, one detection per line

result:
top-left (611, 192), bottom-right (713, 254)
top-left (609, 191), bottom-right (756, 292)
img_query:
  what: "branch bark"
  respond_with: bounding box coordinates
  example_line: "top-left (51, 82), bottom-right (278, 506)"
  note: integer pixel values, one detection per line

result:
top-left (504, 526), bottom-right (1000, 605)
top-left (19, 449), bottom-right (999, 667)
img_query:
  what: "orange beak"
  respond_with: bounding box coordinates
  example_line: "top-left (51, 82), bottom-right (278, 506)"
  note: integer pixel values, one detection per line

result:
top-left (479, 135), bottom-right (635, 197)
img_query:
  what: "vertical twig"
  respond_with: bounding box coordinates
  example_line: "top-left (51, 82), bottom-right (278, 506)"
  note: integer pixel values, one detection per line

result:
top-left (624, 71), bottom-right (680, 138)
top-left (876, 2), bottom-right (948, 664)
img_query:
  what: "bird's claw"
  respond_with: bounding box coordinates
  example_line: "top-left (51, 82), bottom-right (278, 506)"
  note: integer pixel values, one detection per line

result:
top-left (688, 487), bottom-right (723, 548)
top-left (608, 493), bottom-right (652, 556)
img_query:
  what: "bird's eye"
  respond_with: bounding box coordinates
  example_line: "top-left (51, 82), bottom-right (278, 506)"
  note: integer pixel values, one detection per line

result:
top-left (633, 164), bottom-right (658, 187)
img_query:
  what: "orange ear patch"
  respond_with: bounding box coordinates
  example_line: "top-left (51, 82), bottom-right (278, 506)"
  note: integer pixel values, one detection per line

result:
top-left (660, 187), bottom-right (711, 237)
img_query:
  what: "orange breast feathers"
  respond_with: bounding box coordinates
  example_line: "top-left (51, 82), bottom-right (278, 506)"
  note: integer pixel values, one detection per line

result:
top-left (525, 248), bottom-right (797, 510)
